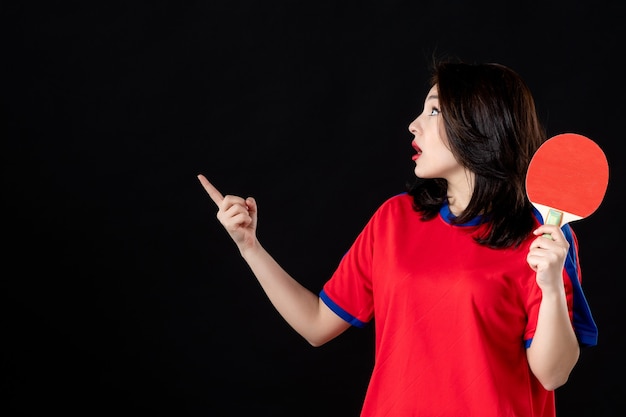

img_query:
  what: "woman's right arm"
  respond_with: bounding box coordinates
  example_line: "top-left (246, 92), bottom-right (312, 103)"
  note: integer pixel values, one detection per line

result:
top-left (197, 174), bottom-right (350, 346)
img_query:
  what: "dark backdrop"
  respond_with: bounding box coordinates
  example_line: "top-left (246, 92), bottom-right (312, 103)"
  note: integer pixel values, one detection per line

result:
top-left (4, 1), bottom-right (624, 416)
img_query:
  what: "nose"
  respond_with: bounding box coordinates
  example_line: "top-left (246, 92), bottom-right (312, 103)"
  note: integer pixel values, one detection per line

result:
top-left (408, 115), bottom-right (421, 135)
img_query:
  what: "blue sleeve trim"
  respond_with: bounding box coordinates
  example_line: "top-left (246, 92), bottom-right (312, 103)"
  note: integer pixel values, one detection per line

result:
top-left (561, 225), bottom-right (599, 347)
top-left (319, 289), bottom-right (367, 328)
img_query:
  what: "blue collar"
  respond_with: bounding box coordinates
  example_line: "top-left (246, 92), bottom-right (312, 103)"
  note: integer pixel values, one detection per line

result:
top-left (439, 202), bottom-right (483, 226)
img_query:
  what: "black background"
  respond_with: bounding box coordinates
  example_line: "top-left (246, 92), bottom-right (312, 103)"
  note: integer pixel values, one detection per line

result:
top-left (4, 1), bottom-right (625, 416)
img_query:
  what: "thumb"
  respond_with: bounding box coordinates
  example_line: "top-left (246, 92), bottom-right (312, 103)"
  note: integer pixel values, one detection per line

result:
top-left (245, 197), bottom-right (257, 216)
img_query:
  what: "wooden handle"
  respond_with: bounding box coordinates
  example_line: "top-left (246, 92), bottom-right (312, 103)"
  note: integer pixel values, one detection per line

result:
top-left (543, 209), bottom-right (563, 239)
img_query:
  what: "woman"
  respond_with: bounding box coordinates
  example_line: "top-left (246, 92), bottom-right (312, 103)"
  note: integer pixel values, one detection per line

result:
top-left (197, 60), bottom-right (597, 416)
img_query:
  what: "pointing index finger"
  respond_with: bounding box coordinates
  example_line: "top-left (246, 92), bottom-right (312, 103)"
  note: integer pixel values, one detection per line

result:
top-left (197, 174), bottom-right (224, 206)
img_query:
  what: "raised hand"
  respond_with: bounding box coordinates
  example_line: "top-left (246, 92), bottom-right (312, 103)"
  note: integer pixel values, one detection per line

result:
top-left (197, 174), bottom-right (258, 251)
top-left (526, 224), bottom-right (570, 292)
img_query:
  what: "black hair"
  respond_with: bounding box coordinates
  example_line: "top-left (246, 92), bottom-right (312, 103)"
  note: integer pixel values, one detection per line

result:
top-left (408, 60), bottom-right (546, 248)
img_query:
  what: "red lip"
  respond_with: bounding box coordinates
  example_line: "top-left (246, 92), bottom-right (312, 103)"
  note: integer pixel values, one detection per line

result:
top-left (412, 141), bottom-right (422, 161)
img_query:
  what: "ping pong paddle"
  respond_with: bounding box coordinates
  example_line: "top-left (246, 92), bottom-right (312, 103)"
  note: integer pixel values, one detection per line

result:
top-left (526, 133), bottom-right (609, 238)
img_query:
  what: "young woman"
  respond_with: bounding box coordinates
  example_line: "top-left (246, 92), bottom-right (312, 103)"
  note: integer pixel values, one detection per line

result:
top-left (197, 60), bottom-right (597, 417)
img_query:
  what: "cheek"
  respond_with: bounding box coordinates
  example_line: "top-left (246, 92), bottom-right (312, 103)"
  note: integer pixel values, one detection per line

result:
top-left (436, 117), bottom-right (448, 143)
top-left (435, 123), bottom-right (457, 162)
top-left (433, 141), bottom-right (460, 169)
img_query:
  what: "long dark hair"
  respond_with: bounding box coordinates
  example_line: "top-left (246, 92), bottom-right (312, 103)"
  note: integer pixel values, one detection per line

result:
top-left (408, 60), bottom-right (546, 248)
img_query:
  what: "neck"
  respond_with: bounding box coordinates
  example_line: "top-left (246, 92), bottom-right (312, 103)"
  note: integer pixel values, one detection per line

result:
top-left (446, 169), bottom-right (475, 216)
top-left (446, 197), bottom-right (468, 217)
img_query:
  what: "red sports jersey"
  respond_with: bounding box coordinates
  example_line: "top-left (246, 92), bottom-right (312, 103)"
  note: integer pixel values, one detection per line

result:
top-left (321, 192), bottom-right (597, 417)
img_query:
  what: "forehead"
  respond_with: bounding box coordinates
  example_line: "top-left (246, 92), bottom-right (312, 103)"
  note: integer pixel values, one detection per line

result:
top-left (428, 85), bottom-right (438, 95)
top-left (425, 85), bottom-right (439, 101)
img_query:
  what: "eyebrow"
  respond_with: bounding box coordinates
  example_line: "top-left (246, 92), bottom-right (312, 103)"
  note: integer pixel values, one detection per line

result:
top-left (426, 94), bottom-right (439, 101)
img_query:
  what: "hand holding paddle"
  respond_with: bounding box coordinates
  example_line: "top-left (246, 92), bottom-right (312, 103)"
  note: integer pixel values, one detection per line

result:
top-left (526, 133), bottom-right (609, 239)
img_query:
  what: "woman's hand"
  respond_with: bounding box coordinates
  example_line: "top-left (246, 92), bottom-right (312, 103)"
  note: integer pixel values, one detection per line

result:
top-left (526, 224), bottom-right (570, 292)
top-left (197, 174), bottom-right (258, 252)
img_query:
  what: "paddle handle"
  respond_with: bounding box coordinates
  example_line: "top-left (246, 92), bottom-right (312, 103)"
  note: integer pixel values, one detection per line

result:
top-left (543, 209), bottom-right (563, 240)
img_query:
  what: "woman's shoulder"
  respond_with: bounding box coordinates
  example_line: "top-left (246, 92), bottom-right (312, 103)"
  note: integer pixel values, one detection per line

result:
top-left (381, 191), bottom-right (412, 205)
top-left (374, 192), bottom-right (415, 216)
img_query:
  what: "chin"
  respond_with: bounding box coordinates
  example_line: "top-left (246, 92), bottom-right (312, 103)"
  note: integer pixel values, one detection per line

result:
top-left (414, 167), bottom-right (429, 178)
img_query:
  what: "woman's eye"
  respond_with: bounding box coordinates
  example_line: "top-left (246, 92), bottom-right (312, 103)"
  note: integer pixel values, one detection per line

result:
top-left (429, 107), bottom-right (441, 116)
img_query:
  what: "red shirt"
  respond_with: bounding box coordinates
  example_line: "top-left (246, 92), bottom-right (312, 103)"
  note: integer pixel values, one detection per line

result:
top-left (321, 193), bottom-right (596, 417)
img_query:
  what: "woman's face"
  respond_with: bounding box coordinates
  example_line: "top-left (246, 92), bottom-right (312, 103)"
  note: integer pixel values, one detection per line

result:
top-left (408, 85), bottom-right (467, 183)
